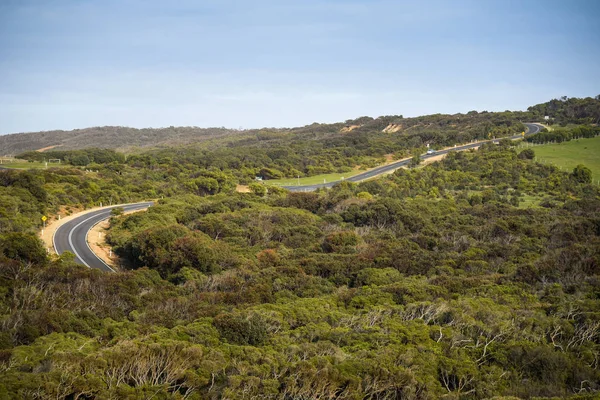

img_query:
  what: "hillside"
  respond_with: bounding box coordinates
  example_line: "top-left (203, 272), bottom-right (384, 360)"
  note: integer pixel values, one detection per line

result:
top-left (0, 98), bottom-right (580, 155)
top-left (0, 110), bottom-right (524, 157)
top-left (2, 96), bottom-right (598, 155)
top-left (2, 141), bottom-right (600, 398)
top-left (0, 126), bottom-right (248, 155)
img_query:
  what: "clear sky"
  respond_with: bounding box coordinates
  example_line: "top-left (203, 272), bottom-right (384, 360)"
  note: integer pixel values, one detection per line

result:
top-left (1, 0), bottom-right (599, 134)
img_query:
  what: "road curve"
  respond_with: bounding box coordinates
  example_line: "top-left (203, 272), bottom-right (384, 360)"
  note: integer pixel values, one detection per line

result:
top-left (53, 202), bottom-right (153, 271)
top-left (282, 123), bottom-right (543, 192)
top-left (51, 125), bottom-right (544, 268)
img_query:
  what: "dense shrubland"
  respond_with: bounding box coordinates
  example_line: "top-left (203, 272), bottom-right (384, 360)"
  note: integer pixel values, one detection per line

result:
top-left (1, 141), bottom-right (599, 399)
top-left (17, 148), bottom-right (125, 166)
top-left (122, 111), bottom-right (528, 182)
top-left (527, 95), bottom-right (600, 126)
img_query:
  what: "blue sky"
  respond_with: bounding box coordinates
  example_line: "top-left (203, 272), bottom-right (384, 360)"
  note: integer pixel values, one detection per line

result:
top-left (1, 0), bottom-right (599, 134)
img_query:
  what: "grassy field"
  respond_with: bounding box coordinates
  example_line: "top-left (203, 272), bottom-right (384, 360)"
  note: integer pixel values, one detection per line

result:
top-left (0, 160), bottom-right (67, 169)
top-left (265, 170), bottom-right (364, 186)
top-left (519, 136), bottom-right (600, 183)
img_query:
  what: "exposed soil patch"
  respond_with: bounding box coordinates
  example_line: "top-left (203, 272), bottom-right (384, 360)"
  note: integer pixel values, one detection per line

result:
top-left (421, 153), bottom-right (448, 165)
top-left (341, 125), bottom-right (361, 133)
top-left (36, 144), bottom-right (63, 152)
top-left (382, 124), bottom-right (403, 133)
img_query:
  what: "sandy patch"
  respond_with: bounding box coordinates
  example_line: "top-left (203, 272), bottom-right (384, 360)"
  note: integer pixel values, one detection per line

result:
top-left (236, 184), bottom-right (251, 193)
top-left (421, 153), bottom-right (450, 165)
top-left (340, 125), bottom-right (361, 133)
top-left (36, 145), bottom-right (63, 152)
top-left (382, 124), bottom-right (403, 133)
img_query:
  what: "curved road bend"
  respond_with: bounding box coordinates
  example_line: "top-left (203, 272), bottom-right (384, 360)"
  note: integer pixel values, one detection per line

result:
top-left (52, 125), bottom-right (544, 269)
top-left (54, 202), bottom-right (153, 271)
top-left (283, 123), bottom-right (543, 192)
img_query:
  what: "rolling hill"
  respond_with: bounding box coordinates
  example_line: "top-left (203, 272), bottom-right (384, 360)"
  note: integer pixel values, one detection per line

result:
top-left (1, 96), bottom-right (597, 155)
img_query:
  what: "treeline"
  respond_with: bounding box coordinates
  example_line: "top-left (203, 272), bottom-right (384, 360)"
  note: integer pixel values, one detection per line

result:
top-left (526, 125), bottom-right (600, 144)
top-left (17, 148), bottom-right (125, 166)
top-left (2, 143), bottom-right (599, 398)
top-left (527, 95), bottom-right (600, 125)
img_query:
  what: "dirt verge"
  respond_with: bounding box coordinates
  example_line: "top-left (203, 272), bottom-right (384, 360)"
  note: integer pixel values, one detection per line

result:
top-left (40, 203), bottom-right (147, 255)
top-left (86, 208), bottom-right (146, 269)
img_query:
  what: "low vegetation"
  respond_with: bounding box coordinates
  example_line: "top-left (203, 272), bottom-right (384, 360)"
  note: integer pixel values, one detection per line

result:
top-left (1, 138), bottom-right (599, 398)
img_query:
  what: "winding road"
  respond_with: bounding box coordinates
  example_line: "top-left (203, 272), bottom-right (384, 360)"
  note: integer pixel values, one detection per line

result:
top-left (283, 123), bottom-right (543, 192)
top-left (55, 123), bottom-right (542, 271)
top-left (53, 202), bottom-right (153, 271)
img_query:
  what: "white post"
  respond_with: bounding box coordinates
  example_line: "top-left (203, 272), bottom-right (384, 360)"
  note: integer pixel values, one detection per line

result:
top-left (58, 215), bottom-right (61, 220)
top-left (109, 250), bottom-right (112, 257)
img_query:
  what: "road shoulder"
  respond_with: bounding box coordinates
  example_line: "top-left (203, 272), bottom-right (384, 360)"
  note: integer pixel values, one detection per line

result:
top-left (85, 208), bottom-right (146, 269)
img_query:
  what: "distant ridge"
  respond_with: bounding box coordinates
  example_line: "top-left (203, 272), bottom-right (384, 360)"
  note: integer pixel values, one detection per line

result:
top-left (0, 126), bottom-right (245, 154)
top-left (1, 96), bottom-right (597, 154)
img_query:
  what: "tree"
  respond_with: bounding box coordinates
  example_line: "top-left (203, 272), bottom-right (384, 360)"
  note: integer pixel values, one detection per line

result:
top-left (0, 232), bottom-right (47, 264)
top-left (249, 182), bottom-right (267, 197)
top-left (410, 154), bottom-right (421, 168)
top-left (322, 231), bottom-right (359, 253)
top-left (69, 154), bottom-right (90, 166)
top-left (571, 164), bottom-right (592, 184)
top-left (518, 148), bottom-right (535, 160)
top-left (110, 207), bottom-right (124, 217)
top-left (193, 177), bottom-right (220, 196)
top-left (213, 312), bottom-right (268, 345)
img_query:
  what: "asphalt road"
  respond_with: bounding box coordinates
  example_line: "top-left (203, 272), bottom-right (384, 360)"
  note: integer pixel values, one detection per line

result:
top-left (283, 123), bottom-right (543, 192)
top-left (53, 202), bottom-right (153, 271)
top-left (51, 124), bottom-right (543, 270)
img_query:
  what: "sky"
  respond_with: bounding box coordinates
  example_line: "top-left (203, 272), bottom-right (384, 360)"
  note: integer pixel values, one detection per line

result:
top-left (0, 0), bottom-right (599, 134)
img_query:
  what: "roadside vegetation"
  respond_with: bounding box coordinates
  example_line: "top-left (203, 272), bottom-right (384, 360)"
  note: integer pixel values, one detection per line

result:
top-left (264, 170), bottom-right (364, 186)
top-left (1, 135), bottom-right (599, 398)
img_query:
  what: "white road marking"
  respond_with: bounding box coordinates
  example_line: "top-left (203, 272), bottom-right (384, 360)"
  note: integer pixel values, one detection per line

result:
top-left (58, 202), bottom-right (152, 272)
